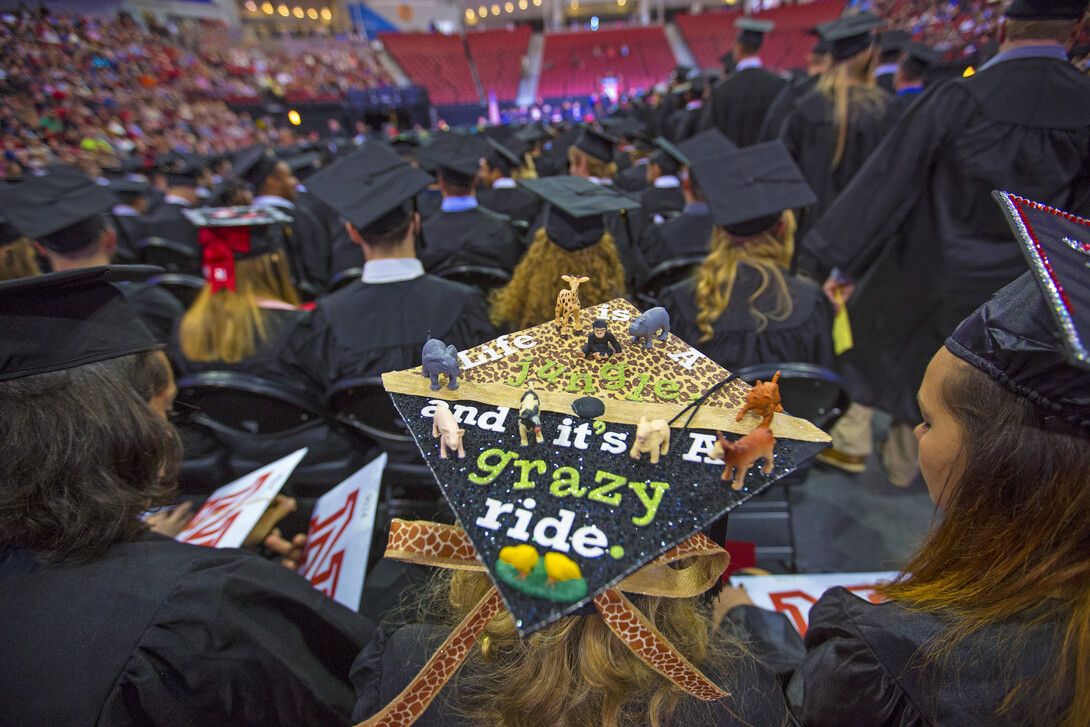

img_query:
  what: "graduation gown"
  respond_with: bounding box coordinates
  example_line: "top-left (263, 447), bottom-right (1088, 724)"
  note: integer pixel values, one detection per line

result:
top-left (416, 190), bottom-right (443, 220)
top-left (629, 181), bottom-right (685, 242)
top-left (109, 212), bottom-right (146, 262)
top-left (263, 200), bottom-right (333, 297)
top-left (779, 87), bottom-right (893, 242)
top-left (477, 186), bottom-right (542, 226)
top-left (803, 56), bottom-right (1090, 423)
top-left (279, 274), bottom-right (495, 391)
top-left (351, 624), bottom-right (788, 727)
top-left (296, 190), bottom-right (355, 284)
top-left (115, 280), bottom-right (186, 345)
top-left (141, 201), bottom-right (200, 257)
top-left (759, 73), bottom-right (820, 142)
top-left (659, 265), bottom-right (836, 372)
top-left (882, 89), bottom-right (923, 126)
top-left (700, 67), bottom-right (788, 147)
top-left (636, 208), bottom-right (714, 270)
top-left (672, 105), bottom-right (703, 143)
top-left (614, 162), bottom-right (651, 193)
top-left (419, 206), bottom-right (523, 274)
top-left (0, 534), bottom-right (374, 727)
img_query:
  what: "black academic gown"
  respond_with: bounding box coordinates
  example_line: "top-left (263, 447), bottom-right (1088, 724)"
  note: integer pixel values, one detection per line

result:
top-left (0, 534), bottom-right (374, 727)
top-left (882, 88), bottom-right (923, 126)
top-left (351, 623), bottom-right (788, 727)
top-left (636, 208), bottom-right (714, 270)
top-left (416, 190), bottom-right (443, 221)
top-left (141, 201), bottom-right (201, 258)
top-left (260, 199), bottom-right (332, 298)
top-left (419, 205), bottom-right (523, 274)
top-left (803, 55), bottom-right (1090, 424)
top-left (732, 587), bottom-right (1070, 726)
top-left (296, 190), bottom-right (354, 285)
top-left (780, 86), bottom-right (893, 242)
top-left (477, 185), bottom-right (542, 226)
top-left (659, 265), bottom-right (836, 372)
top-left (614, 162), bottom-right (651, 193)
top-left (110, 211), bottom-right (146, 262)
top-left (759, 73), bottom-right (820, 142)
top-left (700, 66), bottom-right (788, 147)
top-left (630, 181), bottom-right (686, 242)
top-left (280, 274), bottom-right (495, 391)
top-left (115, 280), bottom-right (186, 345)
top-left (673, 105), bottom-right (703, 143)
top-left (875, 71), bottom-right (896, 94)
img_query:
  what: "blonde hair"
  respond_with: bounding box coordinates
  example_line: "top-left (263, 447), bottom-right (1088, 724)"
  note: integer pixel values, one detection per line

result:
top-left (568, 146), bottom-right (618, 181)
top-left (0, 238), bottom-right (42, 281)
top-left (429, 569), bottom-right (750, 727)
top-left (178, 251), bottom-right (300, 364)
top-left (489, 227), bottom-right (627, 331)
top-left (692, 212), bottom-right (796, 343)
top-left (816, 50), bottom-right (887, 169)
top-left (518, 152), bottom-right (539, 181)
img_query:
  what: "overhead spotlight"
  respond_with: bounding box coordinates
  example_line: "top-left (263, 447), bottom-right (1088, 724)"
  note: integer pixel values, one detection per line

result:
top-left (245, 1), bottom-right (258, 11)
top-left (278, 4), bottom-right (290, 16)
top-left (533, 0), bottom-right (542, 6)
top-left (288, 110), bottom-right (302, 125)
top-left (479, 4), bottom-right (488, 15)
top-left (320, 7), bottom-right (332, 20)
top-left (261, 2), bottom-right (274, 13)
top-left (505, 2), bottom-right (513, 11)
top-left (519, 0), bottom-right (528, 8)
top-left (491, 4), bottom-right (500, 15)
top-left (293, 6), bottom-right (304, 17)
top-left (618, 0), bottom-right (626, 6)
top-left (307, 7), bottom-right (318, 18)
top-left (466, 8), bottom-right (475, 19)
top-left (570, 0), bottom-right (578, 9)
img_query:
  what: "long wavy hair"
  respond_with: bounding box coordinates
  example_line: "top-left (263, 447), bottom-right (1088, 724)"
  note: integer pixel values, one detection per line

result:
top-left (489, 227), bottom-right (627, 331)
top-left (0, 238), bottom-right (42, 281)
top-left (0, 351), bottom-right (181, 564)
top-left (692, 213), bottom-right (796, 342)
top-left (178, 251), bottom-right (300, 364)
top-left (880, 360), bottom-right (1090, 726)
top-left (815, 49), bottom-right (887, 169)
top-left (412, 569), bottom-right (758, 727)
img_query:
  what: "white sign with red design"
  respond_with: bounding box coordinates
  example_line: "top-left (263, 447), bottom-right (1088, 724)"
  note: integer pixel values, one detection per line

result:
top-left (177, 449), bottom-right (308, 548)
top-left (729, 571), bottom-right (898, 636)
top-left (299, 454), bottom-right (386, 611)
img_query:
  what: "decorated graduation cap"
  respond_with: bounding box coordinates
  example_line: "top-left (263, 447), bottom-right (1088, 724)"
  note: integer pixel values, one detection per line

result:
top-left (521, 176), bottom-right (639, 251)
top-left (483, 137), bottom-right (523, 177)
top-left (734, 18), bottom-right (774, 48)
top-left (691, 140), bottom-right (816, 237)
top-left (572, 124), bottom-right (619, 163)
top-left (304, 142), bottom-right (434, 236)
top-left (182, 206), bottom-right (292, 293)
top-left (816, 12), bottom-right (882, 61)
top-left (0, 165), bottom-right (115, 253)
top-left (373, 294), bottom-right (831, 724)
top-left (1005, 0), bottom-right (1088, 19)
top-left (650, 137), bottom-right (689, 175)
top-left (901, 43), bottom-right (941, 77)
top-left (233, 144), bottom-right (282, 189)
top-left (0, 266), bottom-right (162, 381)
top-left (944, 193), bottom-right (1090, 431)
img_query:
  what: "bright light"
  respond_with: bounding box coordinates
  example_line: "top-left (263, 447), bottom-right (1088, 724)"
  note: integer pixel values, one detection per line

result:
top-left (307, 7), bottom-right (318, 18)
top-left (479, 4), bottom-right (488, 15)
top-left (590, 15), bottom-right (598, 28)
top-left (466, 8), bottom-right (476, 19)
top-left (321, 7), bottom-right (332, 20)
top-left (533, 0), bottom-right (541, 6)
top-left (244, 1), bottom-right (258, 11)
top-left (292, 6), bottom-right (304, 17)
top-left (278, 4), bottom-right (290, 16)
top-left (504, 2), bottom-right (514, 11)
top-left (570, 0), bottom-right (578, 9)
top-left (491, 4), bottom-right (500, 15)
top-left (963, 66), bottom-right (975, 77)
top-left (261, 2), bottom-right (274, 13)
top-left (618, 0), bottom-right (626, 6)
top-left (287, 109), bottom-right (302, 125)
top-left (519, 0), bottom-right (527, 8)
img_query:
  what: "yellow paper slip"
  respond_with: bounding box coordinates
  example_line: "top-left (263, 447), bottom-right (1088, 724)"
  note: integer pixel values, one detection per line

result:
top-left (833, 288), bottom-right (853, 356)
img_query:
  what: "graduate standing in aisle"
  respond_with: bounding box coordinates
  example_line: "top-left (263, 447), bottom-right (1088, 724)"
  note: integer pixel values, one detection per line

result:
top-left (700, 19), bottom-right (787, 148)
top-left (882, 43), bottom-right (941, 124)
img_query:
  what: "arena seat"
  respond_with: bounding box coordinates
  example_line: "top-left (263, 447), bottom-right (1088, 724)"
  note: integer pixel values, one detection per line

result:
top-left (467, 26), bottom-right (532, 103)
top-left (380, 31), bottom-right (480, 106)
top-left (538, 26), bottom-right (675, 99)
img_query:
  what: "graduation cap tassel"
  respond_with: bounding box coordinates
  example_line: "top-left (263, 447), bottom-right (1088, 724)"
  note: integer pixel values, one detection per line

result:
top-left (668, 374), bottom-right (741, 432)
top-left (198, 226), bottom-right (251, 293)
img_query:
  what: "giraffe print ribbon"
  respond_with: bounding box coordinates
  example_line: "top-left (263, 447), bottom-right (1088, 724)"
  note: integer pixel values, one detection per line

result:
top-left (358, 520), bottom-right (731, 725)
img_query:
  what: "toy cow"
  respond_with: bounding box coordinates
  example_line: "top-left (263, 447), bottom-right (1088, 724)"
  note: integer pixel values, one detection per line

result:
top-left (431, 401), bottom-right (466, 459)
top-left (519, 388), bottom-right (544, 446)
top-left (712, 428), bottom-right (775, 490)
top-left (736, 371), bottom-right (783, 428)
top-left (628, 307), bottom-right (670, 350)
top-left (629, 416), bottom-right (670, 464)
top-left (555, 274), bottom-right (590, 337)
top-left (421, 337), bottom-right (461, 391)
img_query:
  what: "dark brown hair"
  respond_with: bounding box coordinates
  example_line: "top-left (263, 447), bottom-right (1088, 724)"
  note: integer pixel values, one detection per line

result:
top-left (0, 351), bottom-right (181, 564)
top-left (1004, 18), bottom-right (1075, 43)
top-left (881, 360), bottom-right (1090, 726)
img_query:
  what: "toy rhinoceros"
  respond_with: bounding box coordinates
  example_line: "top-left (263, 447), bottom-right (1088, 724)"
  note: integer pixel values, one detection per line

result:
top-left (421, 337), bottom-right (461, 391)
top-left (628, 307), bottom-right (670, 350)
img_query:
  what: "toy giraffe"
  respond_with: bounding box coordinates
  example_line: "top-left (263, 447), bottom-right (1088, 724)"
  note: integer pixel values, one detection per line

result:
top-left (555, 274), bottom-right (590, 337)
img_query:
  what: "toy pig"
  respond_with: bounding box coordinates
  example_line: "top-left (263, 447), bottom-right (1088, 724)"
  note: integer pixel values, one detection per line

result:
top-left (432, 401), bottom-right (466, 459)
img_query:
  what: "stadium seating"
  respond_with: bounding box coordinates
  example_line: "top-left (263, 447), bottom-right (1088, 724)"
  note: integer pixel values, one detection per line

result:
top-left (538, 26), bottom-right (675, 99)
top-left (467, 26), bottom-right (533, 103)
top-left (676, 0), bottom-right (846, 73)
top-left (380, 31), bottom-right (480, 105)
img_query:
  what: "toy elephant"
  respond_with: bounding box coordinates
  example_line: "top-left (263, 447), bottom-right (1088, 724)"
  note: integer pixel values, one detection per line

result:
top-left (421, 337), bottom-right (461, 391)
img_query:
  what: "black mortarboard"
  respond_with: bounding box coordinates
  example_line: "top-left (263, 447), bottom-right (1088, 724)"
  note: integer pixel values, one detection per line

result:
top-left (946, 194), bottom-right (1090, 429)
top-left (672, 65), bottom-right (693, 83)
top-left (599, 116), bottom-right (649, 143)
top-left (158, 152), bottom-right (207, 188)
top-left (877, 29), bottom-right (910, 56)
top-left (573, 124), bottom-right (618, 163)
top-left (0, 166), bottom-right (114, 253)
top-left (735, 18), bottom-right (774, 48)
top-left (183, 206), bottom-right (293, 291)
top-left (691, 141), bottom-right (816, 237)
top-left (390, 131), bottom-right (424, 157)
top-left (285, 151), bottom-right (324, 178)
top-left (816, 12), bottom-right (882, 61)
top-left (520, 176), bottom-right (639, 251)
top-left (901, 43), bottom-right (941, 77)
top-left (677, 129), bottom-right (738, 163)
top-left (514, 123), bottom-right (553, 144)
top-left (0, 266), bottom-right (161, 381)
top-left (484, 138), bottom-right (522, 177)
top-left (233, 144), bottom-right (282, 189)
top-left (809, 27), bottom-right (833, 55)
top-left (1005, 0), bottom-right (1088, 19)
top-left (425, 134), bottom-right (488, 185)
top-left (303, 142), bottom-right (433, 236)
top-left (650, 137), bottom-right (688, 175)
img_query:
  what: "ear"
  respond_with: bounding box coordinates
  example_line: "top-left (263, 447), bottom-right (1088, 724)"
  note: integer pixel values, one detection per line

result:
top-left (578, 276), bottom-right (590, 283)
top-left (458, 429), bottom-right (466, 435)
top-left (346, 221), bottom-right (363, 246)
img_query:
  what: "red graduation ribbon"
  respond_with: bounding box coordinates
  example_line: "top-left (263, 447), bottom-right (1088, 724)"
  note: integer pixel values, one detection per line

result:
top-left (198, 226), bottom-right (251, 293)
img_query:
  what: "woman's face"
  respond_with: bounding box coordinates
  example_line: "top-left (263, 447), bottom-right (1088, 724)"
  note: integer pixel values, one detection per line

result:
top-left (914, 347), bottom-right (965, 509)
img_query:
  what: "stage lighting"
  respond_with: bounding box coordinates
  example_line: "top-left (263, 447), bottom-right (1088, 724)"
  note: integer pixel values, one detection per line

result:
top-left (321, 8), bottom-right (332, 20)
top-left (278, 4), bottom-right (290, 16)
top-left (533, 0), bottom-right (542, 6)
top-left (261, 2), bottom-right (274, 14)
top-left (293, 6), bottom-right (304, 17)
top-left (519, 0), bottom-right (527, 8)
top-left (288, 110), bottom-right (302, 125)
top-left (307, 8), bottom-right (318, 18)
top-left (570, 0), bottom-right (578, 9)
top-left (479, 5), bottom-right (488, 15)
top-left (505, 2), bottom-right (513, 11)
top-left (618, 0), bottom-right (626, 6)
top-left (245, 1), bottom-right (258, 11)
top-left (491, 5), bottom-right (500, 15)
